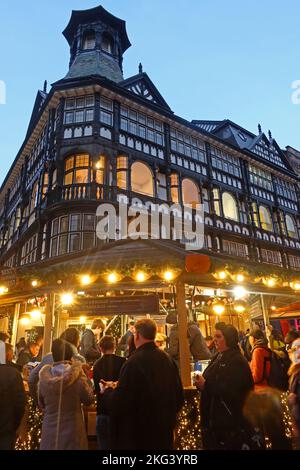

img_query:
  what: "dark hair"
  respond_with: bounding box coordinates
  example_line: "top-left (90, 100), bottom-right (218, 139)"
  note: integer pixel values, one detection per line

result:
top-left (135, 318), bottom-right (157, 341)
top-left (205, 336), bottom-right (213, 341)
top-left (16, 337), bottom-right (26, 349)
top-left (91, 319), bottom-right (105, 330)
top-left (99, 335), bottom-right (115, 352)
top-left (165, 312), bottom-right (177, 325)
top-left (52, 339), bottom-right (74, 362)
top-left (60, 327), bottom-right (80, 347)
top-left (271, 329), bottom-right (283, 341)
top-left (215, 322), bottom-right (239, 349)
top-left (0, 332), bottom-right (9, 342)
top-left (128, 320), bottom-right (135, 327)
top-left (249, 329), bottom-right (267, 342)
top-left (284, 329), bottom-right (300, 345)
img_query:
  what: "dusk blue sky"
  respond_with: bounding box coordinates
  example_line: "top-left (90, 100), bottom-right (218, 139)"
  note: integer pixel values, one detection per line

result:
top-left (1, 0), bottom-right (300, 186)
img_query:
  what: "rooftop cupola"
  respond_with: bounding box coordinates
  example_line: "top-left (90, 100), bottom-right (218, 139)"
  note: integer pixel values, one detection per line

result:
top-left (62, 5), bottom-right (131, 82)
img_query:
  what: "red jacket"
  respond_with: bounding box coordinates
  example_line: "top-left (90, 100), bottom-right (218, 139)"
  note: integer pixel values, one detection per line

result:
top-left (250, 345), bottom-right (271, 390)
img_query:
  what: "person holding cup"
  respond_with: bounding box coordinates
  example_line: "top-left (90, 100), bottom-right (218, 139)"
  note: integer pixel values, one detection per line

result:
top-left (194, 322), bottom-right (255, 450)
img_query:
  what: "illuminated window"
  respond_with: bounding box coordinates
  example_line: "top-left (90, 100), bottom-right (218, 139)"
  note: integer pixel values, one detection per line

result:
top-left (117, 156), bottom-right (128, 190)
top-left (286, 214), bottom-right (297, 239)
top-left (64, 155), bottom-right (91, 185)
top-left (259, 206), bottom-right (273, 232)
top-left (213, 188), bottom-right (220, 216)
top-left (222, 192), bottom-right (238, 221)
top-left (131, 162), bottom-right (154, 196)
top-left (95, 156), bottom-right (105, 185)
top-left (182, 178), bottom-right (200, 207)
top-left (170, 174), bottom-right (179, 203)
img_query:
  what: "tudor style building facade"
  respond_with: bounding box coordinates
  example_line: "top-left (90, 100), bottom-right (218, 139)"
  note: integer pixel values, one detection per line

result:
top-left (1, 5), bottom-right (300, 275)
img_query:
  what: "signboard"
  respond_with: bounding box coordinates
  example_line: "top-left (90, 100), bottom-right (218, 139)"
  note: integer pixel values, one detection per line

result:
top-left (68, 294), bottom-right (160, 316)
top-left (0, 268), bottom-right (17, 288)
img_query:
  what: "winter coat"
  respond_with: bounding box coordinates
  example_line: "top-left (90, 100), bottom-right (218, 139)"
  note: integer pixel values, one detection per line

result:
top-left (200, 347), bottom-right (254, 449)
top-left (168, 322), bottom-right (211, 362)
top-left (29, 347), bottom-right (85, 404)
top-left (0, 364), bottom-right (26, 450)
top-left (250, 342), bottom-right (271, 390)
top-left (103, 342), bottom-right (184, 450)
top-left (38, 361), bottom-right (94, 450)
top-left (93, 354), bottom-right (126, 415)
top-left (80, 329), bottom-right (101, 363)
top-left (288, 363), bottom-right (300, 431)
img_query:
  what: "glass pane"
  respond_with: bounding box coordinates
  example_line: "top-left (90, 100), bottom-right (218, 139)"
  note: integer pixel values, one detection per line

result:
top-left (117, 170), bottom-right (127, 189)
top-left (75, 111), bottom-right (84, 123)
top-left (50, 237), bottom-right (58, 257)
top-left (58, 235), bottom-right (68, 255)
top-left (96, 170), bottom-right (104, 184)
top-left (84, 214), bottom-right (95, 230)
top-left (86, 95), bottom-right (95, 107)
top-left (76, 155), bottom-right (89, 167)
top-left (83, 232), bottom-right (95, 250)
top-left (65, 157), bottom-right (74, 171)
top-left (52, 219), bottom-right (59, 236)
top-left (64, 172), bottom-right (73, 185)
top-left (60, 216), bottom-right (69, 233)
top-left (75, 169), bottom-right (89, 184)
top-left (70, 214), bottom-right (81, 231)
top-left (69, 233), bottom-right (81, 252)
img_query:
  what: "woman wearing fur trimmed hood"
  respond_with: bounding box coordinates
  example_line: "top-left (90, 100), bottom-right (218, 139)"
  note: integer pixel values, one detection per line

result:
top-left (38, 339), bottom-right (94, 450)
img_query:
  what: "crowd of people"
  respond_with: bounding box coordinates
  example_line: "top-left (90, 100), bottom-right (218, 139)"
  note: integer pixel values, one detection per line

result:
top-left (0, 316), bottom-right (300, 451)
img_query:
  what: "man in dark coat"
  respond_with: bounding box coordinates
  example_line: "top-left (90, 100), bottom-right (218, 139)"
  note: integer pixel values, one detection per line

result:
top-left (102, 319), bottom-right (184, 450)
top-left (0, 341), bottom-right (26, 450)
top-left (80, 318), bottom-right (105, 364)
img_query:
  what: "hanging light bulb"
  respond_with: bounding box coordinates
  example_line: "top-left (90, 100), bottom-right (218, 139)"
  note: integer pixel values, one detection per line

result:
top-left (236, 274), bottom-right (245, 283)
top-left (29, 309), bottom-right (42, 320)
top-left (263, 277), bottom-right (277, 288)
top-left (163, 270), bottom-right (174, 281)
top-left (31, 280), bottom-right (38, 287)
top-left (19, 314), bottom-right (31, 326)
top-left (212, 300), bottom-right (225, 315)
top-left (234, 301), bottom-right (246, 313)
top-left (233, 286), bottom-right (248, 299)
top-left (290, 281), bottom-right (300, 291)
top-left (135, 271), bottom-right (147, 282)
top-left (81, 275), bottom-right (92, 286)
top-left (107, 272), bottom-right (119, 284)
top-left (0, 286), bottom-right (8, 295)
top-left (60, 292), bottom-right (74, 306)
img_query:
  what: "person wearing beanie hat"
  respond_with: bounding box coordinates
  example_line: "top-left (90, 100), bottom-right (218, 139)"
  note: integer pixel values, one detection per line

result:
top-left (194, 323), bottom-right (255, 449)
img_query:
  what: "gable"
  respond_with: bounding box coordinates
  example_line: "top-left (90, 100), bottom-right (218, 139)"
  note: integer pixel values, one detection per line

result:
top-left (120, 72), bottom-right (172, 112)
top-left (26, 90), bottom-right (48, 139)
top-left (250, 134), bottom-right (290, 170)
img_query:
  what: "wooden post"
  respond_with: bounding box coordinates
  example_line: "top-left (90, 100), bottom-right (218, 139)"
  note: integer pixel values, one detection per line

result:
top-left (43, 293), bottom-right (55, 356)
top-left (260, 294), bottom-right (270, 340)
top-left (11, 303), bottom-right (20, 347)
top-left (176, 282), bottom-right (191, 387)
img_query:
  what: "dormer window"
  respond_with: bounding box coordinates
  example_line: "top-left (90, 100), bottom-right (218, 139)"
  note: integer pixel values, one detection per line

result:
top-left (83, 31), bottom-right (96, 50)
top-left (102, 34), bottom-right (113, 54)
